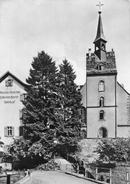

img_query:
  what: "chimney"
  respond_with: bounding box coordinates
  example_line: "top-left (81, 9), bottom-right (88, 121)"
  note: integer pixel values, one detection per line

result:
top-left (88, 48), bottom-right (91, 57)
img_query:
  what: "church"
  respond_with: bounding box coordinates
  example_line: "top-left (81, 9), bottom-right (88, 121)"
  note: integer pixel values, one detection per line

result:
top-left (80, 7), bottom-right (130, 138)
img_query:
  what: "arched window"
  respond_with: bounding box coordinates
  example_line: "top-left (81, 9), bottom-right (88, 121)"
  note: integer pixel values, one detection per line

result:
top-left (98, 80), bottom-right (105, 92)
top-left (99, 110), bottom-right (105, 120)
top-left (98, 127), bottom-right (108, 138)
top-left (101, 43), bottom-right (105, 51)
top-left (99, 97), bottom-right (105, 107)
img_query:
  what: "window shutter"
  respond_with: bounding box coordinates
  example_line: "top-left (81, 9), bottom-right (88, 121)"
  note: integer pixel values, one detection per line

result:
top-left (5, 80), bottom-right (8, 87)
top-left (20, 94), bottom-right (24, 101)
top-left (12, 127), bottom-right (14, 136)
top-left (19, 109), bottom-right (22, 119)
top-left (4, 127), bottom-right (7, 137)
top-left (19, 126), bottom-right (23, 136)
top-left (24, 93), bottom-right (27, 100)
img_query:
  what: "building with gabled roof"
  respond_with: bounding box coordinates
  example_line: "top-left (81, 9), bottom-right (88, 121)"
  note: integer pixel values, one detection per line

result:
top-left (0, 71), bottom-right (27, 146)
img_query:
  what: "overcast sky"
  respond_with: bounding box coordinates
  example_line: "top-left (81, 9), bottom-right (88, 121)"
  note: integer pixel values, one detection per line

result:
top-left (0, 0), bottom-right (130, 92)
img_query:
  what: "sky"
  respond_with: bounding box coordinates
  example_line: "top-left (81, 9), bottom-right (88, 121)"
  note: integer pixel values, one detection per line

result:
top-left (0, 0), bottom-right (130, 92)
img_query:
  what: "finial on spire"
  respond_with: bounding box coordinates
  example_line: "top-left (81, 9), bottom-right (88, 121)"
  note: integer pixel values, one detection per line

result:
top-left (96, 1), bottom-right (104, 13)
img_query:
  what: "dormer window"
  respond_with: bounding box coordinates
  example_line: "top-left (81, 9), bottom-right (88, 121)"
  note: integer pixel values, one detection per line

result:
top-left (98, 65), bottom-right (104, 70)
top-left (5, 79), bottom-right (13, 87)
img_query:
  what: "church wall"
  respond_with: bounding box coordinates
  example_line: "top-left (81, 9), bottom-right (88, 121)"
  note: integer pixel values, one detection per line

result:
top-left (87, 75), bottom-right (116, 106)
top-left (117, 82), bottom-right (130, 137)
top-left (86, 74), bottom-right (116, 138)
top-left (117, 127), bottom-right (130, 138)
top-left (87, 107), bottom-right (115, 138)
top-left (0, 76), bottom-right (26, 145)
top-left (80, 83), bottom-right (86, 107)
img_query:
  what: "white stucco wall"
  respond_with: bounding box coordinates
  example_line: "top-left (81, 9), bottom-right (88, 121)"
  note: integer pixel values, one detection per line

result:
top-left (117, 82), bottom-right (130, 137)
top-left (0, 75), bottom-right (26, 145)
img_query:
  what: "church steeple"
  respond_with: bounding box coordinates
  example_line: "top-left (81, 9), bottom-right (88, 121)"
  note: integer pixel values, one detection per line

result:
top-left (93, 3), bottom-right (107, 61)
top-left (94, 11), bottom-right (106, 43)
top-left (86, 2), bottom-right (117, 75)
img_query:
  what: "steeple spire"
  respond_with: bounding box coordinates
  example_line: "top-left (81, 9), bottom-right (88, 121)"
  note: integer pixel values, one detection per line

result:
top-left (94, 11), bottom-right (107, 43)
top-left (93, 2), bottom-right (107, 61)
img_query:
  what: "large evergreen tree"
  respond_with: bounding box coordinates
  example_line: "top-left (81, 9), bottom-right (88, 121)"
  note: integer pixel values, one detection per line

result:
top-left (20, 51), bottom-right (59, 162)
top-left (55, 59), bottom-right (82, 157)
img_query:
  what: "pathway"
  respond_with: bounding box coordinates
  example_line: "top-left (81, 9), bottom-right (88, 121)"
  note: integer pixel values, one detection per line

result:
top-left (23, 171), bottom-right (96, 184)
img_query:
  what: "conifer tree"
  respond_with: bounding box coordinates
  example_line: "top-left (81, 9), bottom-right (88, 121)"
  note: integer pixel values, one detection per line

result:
top-left (21, 51), bottom-right (59, 160)
top-left (55, 59), bottom-right (82, 157)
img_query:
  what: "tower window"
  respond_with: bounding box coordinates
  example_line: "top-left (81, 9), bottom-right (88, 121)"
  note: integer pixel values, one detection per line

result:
top-left (98, 80), bottom-right (105, 92)
top-left (81, 107), bottom-right (86, 125)
top-left (99, 97), bottom-right (104, 107)
top-left (99, 110), bottom-right (105, 120)
top-left (101, 43), bottom-right (105, 51)
top-left (79, 107), bottom-right (86, 125)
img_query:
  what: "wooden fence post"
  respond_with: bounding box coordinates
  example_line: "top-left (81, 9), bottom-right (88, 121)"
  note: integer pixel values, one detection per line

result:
top-left (85, 168), bottom-right (87, 178)
top-left (110, 168), bottom-right (112, 184)
top-left (96, 167), bottom-right (98, 180)
top-left (77, 164), bottom-right (79, 174)
top-left (126, 172), bottom-right (129, 184)
top-left (7, 175), bottom-right (10, 184)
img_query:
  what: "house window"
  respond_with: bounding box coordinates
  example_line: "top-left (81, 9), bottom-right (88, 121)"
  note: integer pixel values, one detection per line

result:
top-left (98, 127), bottom-right (108, 138)
top-left (99, 97), bottom-right (104, 107)
top-left (5, 79), bottom-right (13, 87)
top-left (99, 110), bottom-right (105, 120)
top-left (4, 126), bottom-right (14, 137)
top-left (98, 80), bottom-right (105, 92)
top-left (20, 93), bottom-right (27, 102)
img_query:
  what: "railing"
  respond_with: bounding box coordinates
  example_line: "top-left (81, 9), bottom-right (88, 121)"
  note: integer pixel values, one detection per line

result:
top-left (0, 170), bottom-right (26, 184)
top-left (65, 163), bottom-right (130, 184)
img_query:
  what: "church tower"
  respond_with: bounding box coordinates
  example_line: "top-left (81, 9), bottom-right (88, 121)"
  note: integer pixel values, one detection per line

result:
top-left (85, 5), bottom-right (117, 138)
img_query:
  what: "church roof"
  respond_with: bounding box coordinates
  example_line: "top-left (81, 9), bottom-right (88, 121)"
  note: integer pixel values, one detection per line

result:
top-left (86, 50), bottom-right (117, 75)
top-left (94, 11), bottom-right (107, 43)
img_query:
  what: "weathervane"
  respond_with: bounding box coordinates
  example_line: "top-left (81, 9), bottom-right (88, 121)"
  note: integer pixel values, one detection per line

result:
top-left (96, 1), bottom-right (104, 12)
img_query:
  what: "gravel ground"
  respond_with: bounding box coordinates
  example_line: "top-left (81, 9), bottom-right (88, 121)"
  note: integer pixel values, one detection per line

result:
top-left (24, 171), bottom-right (95, 184)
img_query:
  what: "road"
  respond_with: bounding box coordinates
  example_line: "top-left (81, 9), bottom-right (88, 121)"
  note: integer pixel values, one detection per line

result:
top-left (24, 171), bottom-right (96, 184)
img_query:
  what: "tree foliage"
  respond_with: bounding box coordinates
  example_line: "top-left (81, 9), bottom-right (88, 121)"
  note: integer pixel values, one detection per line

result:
top-left (56, 59), bottom-right (82, 155)
top-left (10, 51), bottom-right (82, 167)
top-left (95, 138), bottom-right (130, 163)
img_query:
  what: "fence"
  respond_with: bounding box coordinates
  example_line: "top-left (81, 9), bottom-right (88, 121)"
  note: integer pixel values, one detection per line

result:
top-left (0, 170), bottom-right (26, 184)
top-left (65, 163), bottom-right (130, 184)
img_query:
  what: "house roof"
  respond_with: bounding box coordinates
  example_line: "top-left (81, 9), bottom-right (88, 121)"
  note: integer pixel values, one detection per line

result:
top-left (0, 71), bottom-right (29, 89)
top-left (117, 81), bottom-right (130, 96)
